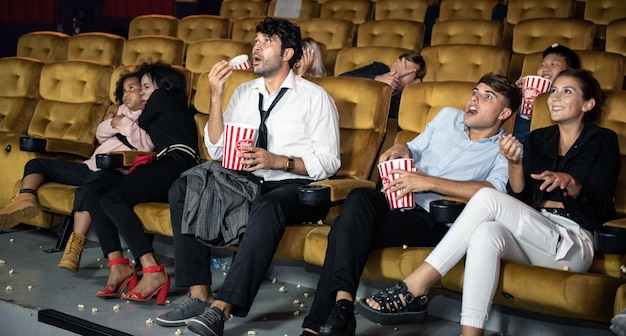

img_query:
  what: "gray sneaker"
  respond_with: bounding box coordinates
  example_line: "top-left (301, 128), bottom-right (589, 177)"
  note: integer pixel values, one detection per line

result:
top-left (187, 306), bottom-right (225, 336)
top-left (156, 297), bottom-right (212, 327)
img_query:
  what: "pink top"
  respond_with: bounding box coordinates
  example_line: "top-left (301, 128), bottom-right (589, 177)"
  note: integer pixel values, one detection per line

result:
top-left (83, 104), bottom-right (154, 172)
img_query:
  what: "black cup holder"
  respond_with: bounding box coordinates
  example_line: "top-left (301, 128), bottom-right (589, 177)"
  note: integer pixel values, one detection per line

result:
top-left (298, 184), bottom-right (331, 207)
top-left (95, 153), bottom-right (124, 169)
top-left (429, 200), bottom-right (466, 225)
top-left (594, 226), bottom-right (626, 254)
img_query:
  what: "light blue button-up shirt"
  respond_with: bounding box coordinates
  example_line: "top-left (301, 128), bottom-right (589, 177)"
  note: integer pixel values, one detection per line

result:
top-left (407, 107), bottom-right (508, 210)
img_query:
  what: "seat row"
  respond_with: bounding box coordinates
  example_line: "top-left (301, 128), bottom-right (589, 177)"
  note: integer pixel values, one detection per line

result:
top-left (2, 57), bottom-right (626, 325)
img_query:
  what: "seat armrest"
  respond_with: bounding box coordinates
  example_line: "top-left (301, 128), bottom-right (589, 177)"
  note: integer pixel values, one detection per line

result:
top-left (595, 219), bottom-right (626, 255)
top-left (310, 179), bottom-right (376, 203)
top-left (20, 136), bottom-right (94, 158)
top-left (96, 151), bottom-right (156, 169)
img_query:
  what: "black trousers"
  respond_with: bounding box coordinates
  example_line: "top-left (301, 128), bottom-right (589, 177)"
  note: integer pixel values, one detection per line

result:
top-left (169, 175), bottom-right (327, 317)
top-left (302, 187), bottom-right (448, 331)
top-left (84, 153), bottom-right (196, 260)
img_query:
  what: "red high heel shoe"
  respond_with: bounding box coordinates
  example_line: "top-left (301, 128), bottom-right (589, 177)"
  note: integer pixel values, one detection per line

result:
top-left (96, 258), bottom-right (138, 298)
top-left (121, 265), bottom-right (170, 305)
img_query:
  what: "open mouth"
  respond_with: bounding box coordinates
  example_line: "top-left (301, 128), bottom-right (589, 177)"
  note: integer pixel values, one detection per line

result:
top-left (466, 106), bottom-right (478, 115)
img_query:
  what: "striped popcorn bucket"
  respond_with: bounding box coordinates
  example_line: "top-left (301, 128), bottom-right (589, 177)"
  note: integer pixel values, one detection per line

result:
top-left (222, 122), bottom-right (258, 170)
top-left (521, 75), bottom-right (552, 117)
top-left (228, 54), bottom-right (251, 70)
top-left (377, 158), bottom-right (415, 210)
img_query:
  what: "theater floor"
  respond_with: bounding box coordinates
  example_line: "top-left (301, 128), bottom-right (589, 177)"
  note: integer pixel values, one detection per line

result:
top-left (0, 226), bottom-right (615, 336)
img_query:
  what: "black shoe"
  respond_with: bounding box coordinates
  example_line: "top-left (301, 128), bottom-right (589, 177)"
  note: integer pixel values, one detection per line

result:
top-left (187, 306), bottom-right (225, 336)
top-left (319, 299), bottom-right (356, 336)
top-left (357, 281), bottom-right (428, 325)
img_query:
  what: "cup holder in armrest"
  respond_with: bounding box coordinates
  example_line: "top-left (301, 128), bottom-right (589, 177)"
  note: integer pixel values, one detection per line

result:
top-left (594, 226), bottom-right (626, 254)
top-left (20, 137), bottom-right (47, 152)
top-left (96, 153), bottom-right (124, 169)
top-left (429, 200), bottom-right (466, 225)
top-left (298, 184), bottom-right (331, 207)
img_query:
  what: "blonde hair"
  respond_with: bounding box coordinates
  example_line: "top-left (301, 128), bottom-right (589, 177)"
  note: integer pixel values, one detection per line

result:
top-left (300, 38), bottom-right (326, 78)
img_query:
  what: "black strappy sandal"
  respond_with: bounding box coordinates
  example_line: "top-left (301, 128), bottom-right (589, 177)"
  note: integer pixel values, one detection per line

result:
top-left (357, 281), bottom-right (428, 325)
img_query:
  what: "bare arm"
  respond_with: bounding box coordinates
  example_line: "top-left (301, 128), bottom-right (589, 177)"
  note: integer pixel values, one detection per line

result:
top-left (206, 60), bottom-right (233, 144)
top-left (499, 133), bottom-right (525, 193)
top-left (389, 170), bottom-right (494, 199)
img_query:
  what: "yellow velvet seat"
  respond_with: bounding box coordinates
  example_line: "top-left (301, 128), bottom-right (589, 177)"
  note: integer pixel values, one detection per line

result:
top-left (230, 16), bottom-right (268, 43)
top-left (17, 31), bottom-right (70, 64)
top-left (605, 18), bottom-right (626, 79)
top-left (503, 0), bottom-right (575, 49)
top-left (430, 19), bottom-right (503, 47)
top-left (583, 0), bottom-right (626, 50)
top-left (373, 0), bottom-right (428, 22)
top-left (334, 46), bottom-right (412, 76)
top-left (521, 50), bottom-right (625, 90)
top-left (0, 57), bottom-right (44, 136)
top-left (297, 18), bottom-right (355, 76)
top-left (67, 32), bottom-right (125, 67)
top-left (267, 0), bottom-right (320, 19)
top-left (122, 35), bottom-right (185, 66)
top-left (128, 14), bottom-right (179, 39)
top-left (421, 44), bottom-right (510, 82)
top-left (437, 0), bottom-right (499, 21)
top-left (318, 0), bottom-right (373, 25)
top-left (220, 0), bottom-right (268, 25)
top-left (356, 19), bottom-right (424, 51)
top-left (0, 60), bottom-right (113, 228)
top-left (177, 15), bottom-right (230, 45)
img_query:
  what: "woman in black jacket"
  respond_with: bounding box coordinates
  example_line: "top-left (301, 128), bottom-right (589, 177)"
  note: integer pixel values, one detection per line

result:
top-left (84, 63), bottom-right (199, 304)
top-left (358, 69), bottom-right (620, 336)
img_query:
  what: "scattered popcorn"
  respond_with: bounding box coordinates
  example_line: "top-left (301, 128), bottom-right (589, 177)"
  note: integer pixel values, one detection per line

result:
top-left (5, 285), bottom-right (12, 291)
top-left (272, 278), bottom-right (277, 284)
top-left (317, 220), bottom-right (323, 225)
top-left (77, 304), bottom-right (84, 310)
top-left (621, 265), bottom-right (626, 275)
top-left (303, 292), bottom-right (310, 298)
top-left (299, 303), bottom-right (305, 308)
top-left (279, 286), bottom-right (285, 292)
top-left (402, 244), bottom-right (408, 250)
top-left (355, 296), bottom-right (360, 302)
top-left (223, 272), bottom-right (227, 276)
top-left (165, 299), bottom-right (171, 304)
top-left (127, 249), bottom-right (131, 253)
top-left (293, 299), bottom-right (300, 304)
top-left (175, 329), bottom-right (182, 336)
top-left (97, 258), bottom-right (102, 261)
top-left (563, 266), bottom-right (570, 271)
top-left (9, 269), bottom-right (14, 274)
top-left (9, 238), bottom-right (14, 243)
top-left (99, 264), bottom-right (103, 269)
top-left (394, 327), bottom-right (398, 331)
top-left (91, 307), bottom-right (98, 313)
top-left (113, 304), bottom-right (121, 311)
top-left (296, 284), bottom-right (301, 289)
top-left (39, 246), bottom-right (43, 249)
top-left (28, 285), bottom-right (33, 290)
top-left (293, 310), bottom-right (300, 316)
top-left (131, 260), bottom-right (136, 265)
top-left (247, 331), bottom-right (257, 335)
top-left (146, 318), bottom-right (154, 325)
top-left (0, 259), bottom-right (5, 264)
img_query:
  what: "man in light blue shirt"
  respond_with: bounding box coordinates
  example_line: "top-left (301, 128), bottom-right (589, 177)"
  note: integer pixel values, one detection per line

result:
top-left (301, 73), bottom-right (522, 336)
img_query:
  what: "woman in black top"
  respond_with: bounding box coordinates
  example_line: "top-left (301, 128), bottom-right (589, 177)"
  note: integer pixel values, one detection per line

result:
top-left (84, 63), bottom-right (199, 304)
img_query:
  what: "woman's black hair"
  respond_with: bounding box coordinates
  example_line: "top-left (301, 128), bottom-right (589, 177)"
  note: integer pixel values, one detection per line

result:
top-left (114, 70), bottom-right (140, 104)
top-left (136, 62), bottom-right (188, 103)
top-left (555, 69), bottom-right (604, 124)
top-left (255, 17), bottom-right (303, 68)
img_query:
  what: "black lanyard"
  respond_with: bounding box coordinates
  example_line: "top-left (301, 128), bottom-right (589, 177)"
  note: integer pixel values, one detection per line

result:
top-left (257, 87), bottom-right (288, 149)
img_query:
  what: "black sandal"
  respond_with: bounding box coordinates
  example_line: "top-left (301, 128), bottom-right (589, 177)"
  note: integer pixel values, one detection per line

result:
top-left (357, 281), bottom-right (428, 325)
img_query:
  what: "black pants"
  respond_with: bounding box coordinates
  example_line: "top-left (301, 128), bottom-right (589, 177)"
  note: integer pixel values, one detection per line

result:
top-left (302, 187), bottom-right (448, 331)
top-left (169, 176), bottom-right (327, 317)
top-left (84, 153), bottom-right (196, 260)
top-left (23, 158), bottom-right (93, 211)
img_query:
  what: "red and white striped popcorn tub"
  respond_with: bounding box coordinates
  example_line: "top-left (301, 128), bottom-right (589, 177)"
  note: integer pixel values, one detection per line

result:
top-left (377, 158), bottom-right (415, 210)
top-left (222, 122), bottom-right (258, 170)
top-left (521, 75), bottom-right (552, 117)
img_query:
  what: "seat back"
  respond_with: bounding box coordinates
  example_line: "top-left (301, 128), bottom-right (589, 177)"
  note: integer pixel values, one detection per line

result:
top-left (431, 19), bottom-right (503, 47)
top-left (319, 0), bottom-right (373, 25)
top-left (128, 14), bottom-right (179, 39)
top-left (521, 51), bottom-right (625, 91)
top-left (395, 81), bottom-right (476, 144)
top-left (374, 0), bottom-right (428, 21)
top-left (298, 18), bottom-right (355, 75)
top-left (334, 46), bottom-right (412, 76)
top-left (504, 0), bottom-right (575, 48)
top-left (532, 90), bottom-right (626, 216)
top-left (17, 31), bottom-right (70, 64)
top-left (356, 19), bottom-right (424, 51)
top-left (193, 70), bottom-right (260, 161)
top-left (184, 39), bottom-right (252, 93)
top-left (310, 76), bottom-right (392, 180)
top-left (512, 18), bottom-right (595, 54)
top-left (606, 18), bottom-right (626, 57)
top-left (583, 0), bottom-right (626, 48)
top-left (0, 57), bottom-right (44, 135)
top-left (220, 0), bottom-right (268, 24)
top-left (231, 16), bottom-right (267, 43)
top-left (268, 0), bottom-right (320, 19)
top-left (67, 32), bottom-right (125, 67)
top-left (438, 0), bottom-right (499, 21)
top-left (177, 15), bottom-right (230, 45)
top-left (421, 44), bottom-right (509, 82)
top-left (122, 35), bottom-right (185, 66)
top-left (28, 60), bottom-right (113, 149)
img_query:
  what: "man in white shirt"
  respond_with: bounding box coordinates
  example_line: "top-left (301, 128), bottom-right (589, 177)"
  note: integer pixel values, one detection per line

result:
top-left (158, 17), bottom-right (341, 336)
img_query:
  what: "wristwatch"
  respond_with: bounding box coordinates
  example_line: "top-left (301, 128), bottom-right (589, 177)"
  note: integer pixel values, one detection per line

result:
top-left (286, 157), bottom-right (295, 172)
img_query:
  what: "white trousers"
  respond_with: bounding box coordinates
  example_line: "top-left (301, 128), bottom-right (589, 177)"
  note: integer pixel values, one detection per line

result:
top-left (424, 188), bottom-right (595, 329)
